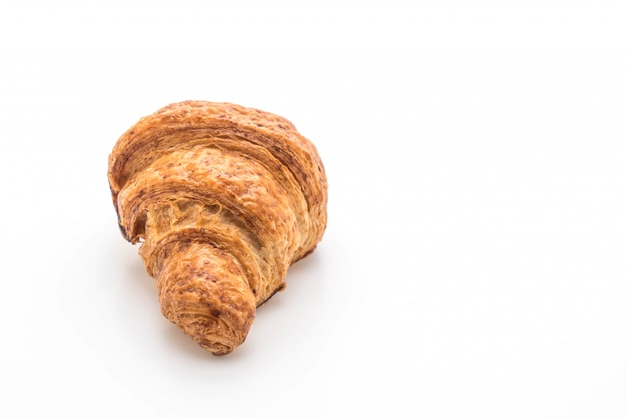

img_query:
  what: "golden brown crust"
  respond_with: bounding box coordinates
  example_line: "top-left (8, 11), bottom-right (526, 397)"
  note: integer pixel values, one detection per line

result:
top-left (108, 101), bottom-right (327, 355)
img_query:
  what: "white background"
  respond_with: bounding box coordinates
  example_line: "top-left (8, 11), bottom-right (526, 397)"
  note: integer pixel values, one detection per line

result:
top-left (1, 0), bottom-right (625, 417)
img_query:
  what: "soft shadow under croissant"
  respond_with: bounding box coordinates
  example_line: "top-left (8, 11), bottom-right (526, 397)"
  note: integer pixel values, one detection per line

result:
top-left (108, 101), bottom-right (328, 355)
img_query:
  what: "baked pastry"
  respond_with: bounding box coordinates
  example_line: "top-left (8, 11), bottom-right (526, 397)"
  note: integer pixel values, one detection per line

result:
top-left (108, 101), bottom-right (328, 355)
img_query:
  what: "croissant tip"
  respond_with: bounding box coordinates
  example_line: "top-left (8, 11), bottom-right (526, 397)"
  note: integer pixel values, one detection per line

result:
top-left (210, 348), bottom-right (233, 356)
top-left (117, 222), bottom-right (130, 242)
top-left (197, 336), bottom-right (238, 356)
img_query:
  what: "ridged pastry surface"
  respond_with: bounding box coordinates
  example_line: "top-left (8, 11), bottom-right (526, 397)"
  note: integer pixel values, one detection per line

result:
top-left (108, 101), bottom-right (328, 355)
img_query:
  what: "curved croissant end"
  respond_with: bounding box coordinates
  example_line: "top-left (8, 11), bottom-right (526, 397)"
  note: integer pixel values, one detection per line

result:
top-left (108, 101), bottom-right (328, 355)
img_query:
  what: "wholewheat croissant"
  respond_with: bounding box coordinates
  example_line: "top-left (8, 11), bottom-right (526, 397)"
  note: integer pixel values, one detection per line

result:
top-left (108, 101), bottom-right (328, 355)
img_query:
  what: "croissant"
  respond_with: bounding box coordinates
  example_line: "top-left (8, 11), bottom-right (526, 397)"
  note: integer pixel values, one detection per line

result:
top-left (108, 101), bottom-right (328, 355)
